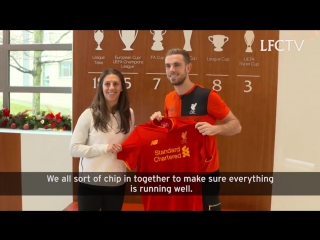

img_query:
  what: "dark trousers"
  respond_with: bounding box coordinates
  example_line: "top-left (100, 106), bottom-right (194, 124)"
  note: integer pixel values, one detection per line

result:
top-left (202, 170), bottom-right (221, 211)
top-left (77, 182), bottom-right (126, 211)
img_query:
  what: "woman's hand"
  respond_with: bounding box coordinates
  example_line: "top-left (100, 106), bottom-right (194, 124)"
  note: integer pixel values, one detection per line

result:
top-left (106, 143), bottom-right (122, 154)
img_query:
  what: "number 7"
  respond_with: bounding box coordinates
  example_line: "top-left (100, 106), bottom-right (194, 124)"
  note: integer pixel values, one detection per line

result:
top-left (153, 78), bottom-right (161, 90)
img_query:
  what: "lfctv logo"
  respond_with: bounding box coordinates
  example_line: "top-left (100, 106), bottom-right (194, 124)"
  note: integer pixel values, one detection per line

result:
top-left (260, 39), bottom-right (304, 51)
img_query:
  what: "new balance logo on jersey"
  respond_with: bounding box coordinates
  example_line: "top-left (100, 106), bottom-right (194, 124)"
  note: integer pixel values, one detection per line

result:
top-left (150, 140), bottom-right (158, 146)
top-left (181, 131), bottom-right (187, 144)
top-left (189, 103), bottom-right (197, 114)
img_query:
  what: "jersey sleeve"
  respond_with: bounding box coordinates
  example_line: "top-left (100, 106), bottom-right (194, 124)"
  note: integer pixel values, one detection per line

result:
top-left (164, 97), bottom-right (169, 118)
top-left (207, 90), bottom-right (230, 120)
top-left (117, 128), bottom-right (141, 171)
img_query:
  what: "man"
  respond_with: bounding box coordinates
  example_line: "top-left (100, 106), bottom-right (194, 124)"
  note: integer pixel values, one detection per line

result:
top-left (150, 48), bottom-right (242, 211)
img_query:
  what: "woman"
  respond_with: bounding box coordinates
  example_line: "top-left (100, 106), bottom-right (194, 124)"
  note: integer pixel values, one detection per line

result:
top-left (69, 68), bottom-right (135, 211)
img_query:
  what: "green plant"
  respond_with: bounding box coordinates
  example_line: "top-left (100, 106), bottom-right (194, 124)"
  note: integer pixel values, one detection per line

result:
top-left (0, 108), bottom-right (72, 131)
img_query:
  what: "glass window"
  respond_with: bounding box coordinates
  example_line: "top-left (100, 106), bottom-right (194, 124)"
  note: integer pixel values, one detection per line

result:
top-left (9, 30), bottom-right (72, 44)
top-left (10, 93), bottom-right (72, 116)
top-left (42, 63), bottom-right (50, 86)
top-left (0, 30), bottom-right (3, 44)
top-left (1, 30), bottom-right (72, 120)
top-left (9, 50), bottom-right (72, 87)
top-left (59, 61), bottom-right (72, 78)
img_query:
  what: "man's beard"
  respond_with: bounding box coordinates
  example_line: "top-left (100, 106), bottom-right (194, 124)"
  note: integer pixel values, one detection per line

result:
top-left (168, 73), bottom-right (187, 86)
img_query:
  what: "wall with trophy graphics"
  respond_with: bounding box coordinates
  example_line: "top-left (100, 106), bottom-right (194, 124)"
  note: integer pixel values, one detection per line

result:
top-left (72, 30), bottom-right (279, 210)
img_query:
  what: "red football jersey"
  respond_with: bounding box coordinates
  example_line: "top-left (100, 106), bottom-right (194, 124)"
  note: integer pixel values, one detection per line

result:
top-left (164, 84), bottom-right (230, 173)
top-left (117, 117), bottom-right (210, 211)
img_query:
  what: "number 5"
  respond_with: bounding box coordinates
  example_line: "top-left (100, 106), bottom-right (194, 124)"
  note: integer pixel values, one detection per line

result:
top-left (125, 78), bottom-right (131, 89)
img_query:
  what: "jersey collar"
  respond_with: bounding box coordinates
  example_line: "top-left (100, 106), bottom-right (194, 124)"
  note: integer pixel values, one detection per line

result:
top-left (152, 117), bottom-right (174, 131)
top-left (174, 83), bottom-right (200, 98)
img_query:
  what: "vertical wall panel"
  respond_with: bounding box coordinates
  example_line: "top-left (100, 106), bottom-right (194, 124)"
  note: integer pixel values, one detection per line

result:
top-left (0, 132), bottom-right (22, 210)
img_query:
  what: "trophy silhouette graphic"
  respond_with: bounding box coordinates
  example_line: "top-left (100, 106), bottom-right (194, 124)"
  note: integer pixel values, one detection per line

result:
top-left (150, 30), bottom-right (166, 51)
top-left (119, 30), bottom-right (138, 51)
top-left (183, 30), bottom-right (193, 51)
top-left (244, 30), bottom-right (254, 52)
top-left (94, 30), bottom-right (104, 50)
top-left (208, 35), bottom-right (229, 52)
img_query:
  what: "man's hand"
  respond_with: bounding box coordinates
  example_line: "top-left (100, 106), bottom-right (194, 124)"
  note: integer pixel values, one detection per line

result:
top-left (106, 143), bottom-right (122, 154)
top-left (150, 111), bottom-right (163, 121)
top-left (195, 122), bottom-right (222, 136)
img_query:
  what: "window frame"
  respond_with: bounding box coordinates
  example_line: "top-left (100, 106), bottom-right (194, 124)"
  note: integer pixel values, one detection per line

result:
top-left (0, 30), bottom-right (72, 109)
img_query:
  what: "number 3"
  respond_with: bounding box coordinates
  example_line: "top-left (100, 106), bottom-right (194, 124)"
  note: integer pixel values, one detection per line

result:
top-left (244, 80), bottom-right (252, 92)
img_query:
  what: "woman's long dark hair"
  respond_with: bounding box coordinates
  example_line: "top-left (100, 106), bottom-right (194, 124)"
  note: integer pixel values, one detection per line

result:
top-left (90, 68), bottom-right (131, 134)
